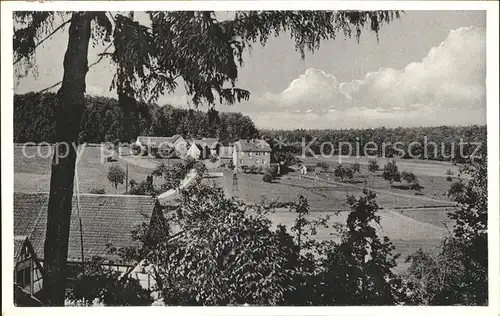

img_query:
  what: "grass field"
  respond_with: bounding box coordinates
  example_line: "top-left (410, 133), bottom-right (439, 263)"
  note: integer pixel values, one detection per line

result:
top-left (15, 145), bottom-right (156, 194)
top-left (208, 168), bottom-right (455, 271)
top-left (300, 155), bottom-right (467, 178)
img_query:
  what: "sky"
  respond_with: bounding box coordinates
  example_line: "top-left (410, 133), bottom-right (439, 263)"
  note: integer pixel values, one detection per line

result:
top-left (15, 10), bottom-right (487, 130)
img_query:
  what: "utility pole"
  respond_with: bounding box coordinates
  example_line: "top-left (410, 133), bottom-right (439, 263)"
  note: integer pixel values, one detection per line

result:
top-left (232, 170), bottom-right (239, 198)
top-left (125, 163), bottom-right (129, 194)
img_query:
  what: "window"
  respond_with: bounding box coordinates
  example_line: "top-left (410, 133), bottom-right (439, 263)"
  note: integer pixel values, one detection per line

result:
top-left (16, 266), bottom-right (31, 288)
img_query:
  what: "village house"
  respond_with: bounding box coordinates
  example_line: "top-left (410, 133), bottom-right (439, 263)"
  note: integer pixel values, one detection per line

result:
top-left (232, 139), bottom-right (272, 172)
top-left (186, 138), bottom-right (220, 160)
top-left (13, 192), bottom-right (170, 305)
top-left (135, 134), bottom-right (188, 157)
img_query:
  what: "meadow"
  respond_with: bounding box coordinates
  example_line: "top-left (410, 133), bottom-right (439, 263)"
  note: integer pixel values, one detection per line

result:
top-left (14, 145), bottom-right (157, 194)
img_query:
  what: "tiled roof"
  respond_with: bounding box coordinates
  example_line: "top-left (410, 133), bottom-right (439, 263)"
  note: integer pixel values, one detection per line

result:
top-left (234, 139), bottom-right (272, 152)
top-left (14, 236), bottom-right (27, 265)
top-left (14, 193), bottom-right (156, 264)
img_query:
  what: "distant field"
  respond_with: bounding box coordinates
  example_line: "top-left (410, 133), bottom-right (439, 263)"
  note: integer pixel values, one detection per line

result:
top-left (300, 158), bottom-right (463, 203)
top-left (210, 169), bottom-right (454, 211)
top-left (208, 168), bottom-right (455, 271)
top-left (264, 208), bottom-right (447, 272)
top-left (301, 155), bottom-right (468, 179)
top-left (15, 146), bottom-right (155, 194)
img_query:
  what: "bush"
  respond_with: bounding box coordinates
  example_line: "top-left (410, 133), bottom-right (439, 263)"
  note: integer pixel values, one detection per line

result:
top-left (131, 144), bottom-right (141, 155)
top-left (263, 173), bottom-right (273, 183)
top-left (368, 159), bottom-right (380, 172)
top-left (249, 165), bottom-right (258, 174)
top-left (88, 188), bottom-right (105, 194)
top-left (382, 161), bottom-right (400, 185)
top-left (334, 164), bottom-right (353, 182)
top-left (317, 161), bottom-right (329, 172)
top-left (210, 156), bottom-right (218, 163)
top-left (128, 179), bottom-right (156, 196)
top-left (351, 162), bottom-right (360, 173)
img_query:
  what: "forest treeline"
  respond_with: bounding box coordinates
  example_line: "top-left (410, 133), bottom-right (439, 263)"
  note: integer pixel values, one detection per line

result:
top-left (14, 92), bottom-right (259, 144)
top-left (15, 92), bottom-right (486, 162)
top-left (262, 125), bottom-right (486, 161)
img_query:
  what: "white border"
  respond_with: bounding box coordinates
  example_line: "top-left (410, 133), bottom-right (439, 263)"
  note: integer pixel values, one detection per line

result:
top-left (2, 1), bottom-right (499, 316)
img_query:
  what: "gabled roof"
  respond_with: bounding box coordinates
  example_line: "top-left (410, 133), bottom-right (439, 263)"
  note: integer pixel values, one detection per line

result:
top-left (170, 134), bottom-right (186, 144)
top-left (14, 193), bottom-right (156, 265)
top-left (233, 139), bottom-right (272, 152)
top-left (14, 235), bottom-right (30, 265)
top-left (190, 138), bottom-right (220, 149)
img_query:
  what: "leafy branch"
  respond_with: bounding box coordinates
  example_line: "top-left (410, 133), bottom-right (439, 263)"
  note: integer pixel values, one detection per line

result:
top-left (14, 17), bottom-right (72, 65)
top-left (37, 42), bottom-right (114, 94)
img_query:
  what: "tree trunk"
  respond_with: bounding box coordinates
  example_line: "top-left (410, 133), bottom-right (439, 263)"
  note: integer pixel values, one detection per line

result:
top-left (43, 12), bottom-right (93, 306)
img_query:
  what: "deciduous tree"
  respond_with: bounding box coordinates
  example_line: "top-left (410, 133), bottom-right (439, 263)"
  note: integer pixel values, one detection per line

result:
top-left (382, 160), bottom-right (401, 186)
top-left (107, 164), bottom-right (125, 192)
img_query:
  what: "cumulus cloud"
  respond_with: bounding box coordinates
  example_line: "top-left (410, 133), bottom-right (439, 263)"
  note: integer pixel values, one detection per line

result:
top-left (81, 25), bottom-right (486, 130)
top-left (245, 26), bottom-right (486, 128)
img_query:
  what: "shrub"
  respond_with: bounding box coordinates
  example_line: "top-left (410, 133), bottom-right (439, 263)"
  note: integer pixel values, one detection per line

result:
top-left (351, 162), bottom-right (360, 173)
top-left (131, 144), bottom-right (141, 156)
top-left (317, 161), bottom-right (329, 172)
top-left (334, 164), bottom-right (353, 182)
top-left (263, 173), bottom-right (273, 183)
top-left (210, 156), bottom-right (218, 163)
top-left (382, 161), bottom-right (400, 185)
top-left (401, 170), bottom-right (417, 185)
top-left (88, 188), bottom-right (105, 194)
top-left (128, 179), bottom-right (156, 196)
top-left (368, 159), bottom-right (380, 172)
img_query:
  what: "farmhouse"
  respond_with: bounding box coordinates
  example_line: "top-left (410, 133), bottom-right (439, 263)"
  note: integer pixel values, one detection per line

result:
top-left (13, 192), bottom-right (168, 303)
top-left (233, 139), bottom-right (272, 172)
top-left (135, 134), bottom-right (188, 157)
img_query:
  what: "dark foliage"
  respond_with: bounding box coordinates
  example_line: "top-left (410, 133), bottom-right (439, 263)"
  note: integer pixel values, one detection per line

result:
top-left (262, 126), bottom-right (486, 162)
top-left (14, 92), bottom-right (259, 144)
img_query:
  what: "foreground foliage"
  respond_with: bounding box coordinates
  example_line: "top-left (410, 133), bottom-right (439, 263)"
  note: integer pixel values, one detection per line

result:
top-left (404, 145), bottom-right (487, 305)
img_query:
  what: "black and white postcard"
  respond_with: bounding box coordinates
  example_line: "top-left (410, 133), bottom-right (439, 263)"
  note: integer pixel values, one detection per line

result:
top-left (2, 1), bottom-right (499, 315)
